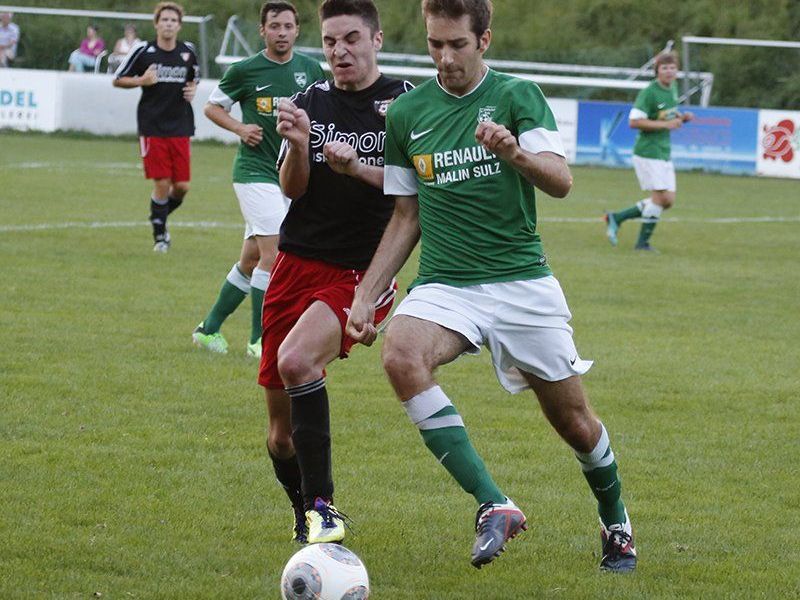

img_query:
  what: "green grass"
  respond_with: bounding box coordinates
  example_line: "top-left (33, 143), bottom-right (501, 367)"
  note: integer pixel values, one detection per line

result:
top-left (1, 132), bottom-right (799, 599)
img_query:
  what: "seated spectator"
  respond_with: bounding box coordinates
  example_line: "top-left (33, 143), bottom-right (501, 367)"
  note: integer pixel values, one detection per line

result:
top-left (107, 23), bottom-right (141, 73)
top-left (68, 25), bottom-right (105, 72)
top-left (0, 12), bottom-right (19, 68)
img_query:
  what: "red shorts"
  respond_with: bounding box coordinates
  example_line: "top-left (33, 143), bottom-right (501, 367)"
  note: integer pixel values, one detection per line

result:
top-left (140, 136), bottom-right (191, 181)
top-left (258, 251), bottom-right (397, 389)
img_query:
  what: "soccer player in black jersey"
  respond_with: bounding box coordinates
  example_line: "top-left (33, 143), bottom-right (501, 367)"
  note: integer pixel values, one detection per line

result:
top-left (113, 2), bottom-right (199, 253)
top-left (260, 0), bottom-right (411, 545)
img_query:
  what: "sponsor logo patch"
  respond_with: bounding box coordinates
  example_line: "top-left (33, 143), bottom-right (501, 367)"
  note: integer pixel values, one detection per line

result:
top-left (413, 154), bottom-right (434, 180)
top-left (256, 97), bottom-right (273, 114)
top-left (762, 119), bottom-right (797, 163)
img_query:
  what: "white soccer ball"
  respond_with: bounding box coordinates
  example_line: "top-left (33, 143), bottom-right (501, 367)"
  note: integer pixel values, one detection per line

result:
top-left (280, 543), bottom-right (370, 600)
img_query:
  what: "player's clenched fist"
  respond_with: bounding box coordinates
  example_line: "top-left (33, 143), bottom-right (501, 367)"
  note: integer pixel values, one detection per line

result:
top-left (276, 99), bottom-right (310, 147)
top-left (182, 80), bottom-right (197, 102)
top-left (140, 64), bottom-right (159, 87)
top-left (323, 141), bottom-right (360, 176)
top-left (238, 123), bottom-right (264, 147)
top-left (345, 298), bottom-right (378, 347)
top-left (475, 121), bottom-right (520, 162)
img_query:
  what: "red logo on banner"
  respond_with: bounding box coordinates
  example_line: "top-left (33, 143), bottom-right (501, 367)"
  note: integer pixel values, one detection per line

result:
top-left (762, 119), bottom-right (795, 162)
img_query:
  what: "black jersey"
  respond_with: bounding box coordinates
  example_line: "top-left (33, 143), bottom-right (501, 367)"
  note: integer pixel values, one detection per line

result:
top-left (115, 40), bottom-right (199, 137)
top-left (277, 75), bottom-right (413, 270)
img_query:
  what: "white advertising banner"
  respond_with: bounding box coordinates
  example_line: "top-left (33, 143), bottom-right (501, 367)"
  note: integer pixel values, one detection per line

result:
top-left (0, 68), bottom-right (59, 131)
top-left (548, 98), bottom-right (578, 164)
top-left (757, 109), bottom-right (800, 179)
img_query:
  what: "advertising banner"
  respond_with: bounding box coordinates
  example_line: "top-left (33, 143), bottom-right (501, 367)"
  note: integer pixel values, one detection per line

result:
top-left (0, 68), bottom-right (59, 131)
top-left (757, 109), bottom-right (800, 179)
top-left (576, 101), bottom-right (760, 175)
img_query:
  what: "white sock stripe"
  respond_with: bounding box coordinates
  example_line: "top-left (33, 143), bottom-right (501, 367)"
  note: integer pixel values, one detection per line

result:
top-left (151, 196), bottom-right (168, 205)
top-left (226, 263), bottom-right (251, 293)
top-left (286, 377), bottom-right (326, 397)
top-left (250, 267), bottom-right (270, 292)
top-left (418, 414), bottom-right (465, 430)
top-left (403, 385), bottom-right (452, 425)
top-left (576, 424), bottom-right (612, 470)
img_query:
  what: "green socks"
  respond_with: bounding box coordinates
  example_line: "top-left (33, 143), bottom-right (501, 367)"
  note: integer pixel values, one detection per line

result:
top-left (202, 263), bottom-right (249, 334)
top-left (575, 423), bottom-right (627, 527)
top-left (404, 386), bottom-right (505, 505)
top-left (612, 201), bottom-right (643, 224)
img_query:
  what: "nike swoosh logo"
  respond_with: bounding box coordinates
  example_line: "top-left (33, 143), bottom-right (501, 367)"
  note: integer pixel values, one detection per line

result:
top-left (595, 481), bottom-right (617, 492)
top-left (410, 128), bottom-right (433, 141)
top-left (437, 452), bottom-right (449, 464)
top-left (479, 537), bottom-right (495, 551)
top-left (570, 356), bottom-right (578, 366)
top-left (255, 84), bottom-right (272, 92)
top-left (657, 103), bottom-right (666, 108)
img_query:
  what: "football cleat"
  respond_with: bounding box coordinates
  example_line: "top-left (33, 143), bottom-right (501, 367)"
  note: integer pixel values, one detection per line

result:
top-left (292, 503), bottom-right (308, 544)
top-left (153, 233), bottom-right (170, 253)
top-left (246, 341), bottom-right (262, 359)
top-left (634, 242), bottom-right (658, 253)
top-left (470, 497), bottom-right (527, 568)
top-left (604, 212), bottom-right (619, 247)
top-left (306, 497), bottom-right (347, 544)
top-left (192, 322), bottom-right (229, 354)
top-left (599, 513), bottom-right (637, 573)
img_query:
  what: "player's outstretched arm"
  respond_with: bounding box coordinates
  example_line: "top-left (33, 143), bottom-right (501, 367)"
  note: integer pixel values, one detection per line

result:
top-left (475, 121), bottom-right (572, 198)
top-left (277, 99), bottom-right (311, 200)
top-left (204, 103), bottom-right (263, 147)
top-left (346, 195), bottom-right (421, 346)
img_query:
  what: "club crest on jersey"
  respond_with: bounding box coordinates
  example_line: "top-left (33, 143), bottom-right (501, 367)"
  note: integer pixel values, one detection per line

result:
top-left (477, 106), bottom-right (496, 123)
top-left (294, 72), bottom-right (307, 87)
top-left (181, 52), bottom-right (191, 62)
top-left (374, 99), bottom-right (394, 118)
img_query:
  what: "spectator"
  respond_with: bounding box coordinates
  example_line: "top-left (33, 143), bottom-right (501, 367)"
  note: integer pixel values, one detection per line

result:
top-left (68, 25), bottom-right (105, 72)
top-left (0, 12), bottom-right (19, 68)
top-left (108, 23), bottom-right (141, 73)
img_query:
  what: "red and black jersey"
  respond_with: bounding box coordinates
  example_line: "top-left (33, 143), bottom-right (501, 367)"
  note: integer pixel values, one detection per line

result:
top-left (115, 40), bottom-right (199, 137)
top-left (277, 75), bottom-right (413, 271)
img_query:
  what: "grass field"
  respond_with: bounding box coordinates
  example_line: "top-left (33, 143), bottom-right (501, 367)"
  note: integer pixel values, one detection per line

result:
top-left (1, 131), bottom-right (799, 599)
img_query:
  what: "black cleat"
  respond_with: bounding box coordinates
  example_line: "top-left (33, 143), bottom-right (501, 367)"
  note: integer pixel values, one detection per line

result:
top-left (470, 498), bottom-right (527, 568)
top-left (292, 503), bottom-right (308, 544)
top-left (634, 242), bottom-right (658, 253)
top-left (599, 515), bottom-right (637, 573)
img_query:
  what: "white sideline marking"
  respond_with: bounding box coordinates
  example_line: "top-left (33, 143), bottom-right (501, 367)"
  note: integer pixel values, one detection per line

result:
top-left (0, 216), bottom-right (798, 234)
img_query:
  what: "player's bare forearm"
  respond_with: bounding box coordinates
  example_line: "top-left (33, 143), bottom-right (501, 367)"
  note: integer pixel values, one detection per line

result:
top-left (204, 103), bottom-right (262, 146)
top-left (279, 144), bottom-right (311, 200)
top-left (350, 163), bottom-right (385, 190)
top-left (354, 195), bottom-right (421, 304)
top-left (510, 149), bottom-right (572, 198)
top-left (113, 76), bottom-right (143, 89)
top-left (630, 118), bottom-right (681, 132)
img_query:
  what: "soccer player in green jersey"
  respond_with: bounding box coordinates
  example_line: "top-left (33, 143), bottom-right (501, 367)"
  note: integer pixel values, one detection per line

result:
top-left (192, 2), bottom-right (324, 358)
top-left (346, 0), bottom-right (636, 572)
top-left (605, 51), bottom-right (694, 251)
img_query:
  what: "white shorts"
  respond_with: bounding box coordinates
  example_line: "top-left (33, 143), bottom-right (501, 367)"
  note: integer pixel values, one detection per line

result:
top-left (632, 155), bottom-right (676, 192)
top-left (233, 182), bottom-right (289, 239)
top-left (392, 276), bottom-right (593, 393)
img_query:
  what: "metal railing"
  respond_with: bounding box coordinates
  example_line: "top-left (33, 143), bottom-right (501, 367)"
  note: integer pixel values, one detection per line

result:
top-left (0, 5), bottom-right (214, 76)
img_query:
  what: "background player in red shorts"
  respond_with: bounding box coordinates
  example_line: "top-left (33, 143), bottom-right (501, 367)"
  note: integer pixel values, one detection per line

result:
top-left (113, 2), bottom-right (199, 253)
top-left (263, 0), bottom-right (412, 545)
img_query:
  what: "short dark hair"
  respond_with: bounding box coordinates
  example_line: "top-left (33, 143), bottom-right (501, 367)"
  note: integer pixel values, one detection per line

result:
top-left (261, 1), bottom-right (299, 26)
top-left (319, 0), bottom-right (380, 35)
top-left (655, 51), bottom-right (679, 75)
top-left (154, 2), bottom-right (184, 24)
top-left (421, 0), bottom-right (492, 41)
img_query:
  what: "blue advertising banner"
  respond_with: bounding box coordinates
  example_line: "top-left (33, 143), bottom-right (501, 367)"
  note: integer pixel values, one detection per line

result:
top-left (575, 101), bottom-right (759, 175)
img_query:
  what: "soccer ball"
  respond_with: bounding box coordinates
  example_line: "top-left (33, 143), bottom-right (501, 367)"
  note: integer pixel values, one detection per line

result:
top-left (280, 543), bottom-right (370, 600)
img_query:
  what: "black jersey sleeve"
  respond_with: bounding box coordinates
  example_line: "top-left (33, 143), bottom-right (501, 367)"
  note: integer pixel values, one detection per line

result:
top-left (115, 41), bottom-right (149, 78)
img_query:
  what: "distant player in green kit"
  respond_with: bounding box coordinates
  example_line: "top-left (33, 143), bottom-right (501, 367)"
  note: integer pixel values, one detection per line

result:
top-left (346, 0), bottom-right (637, 572)
top-left (193, 1), bottom-right (324, 357)
top-left (605, 51), bottom-right (694, 251)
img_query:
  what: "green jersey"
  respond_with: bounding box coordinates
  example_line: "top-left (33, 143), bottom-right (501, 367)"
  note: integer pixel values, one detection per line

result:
top-left (209, 51), bottom-right (324, 184)
top-left (631, 80), bottom-right (680, 161)
top-left (384, 69), bottom-right (564, 289)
